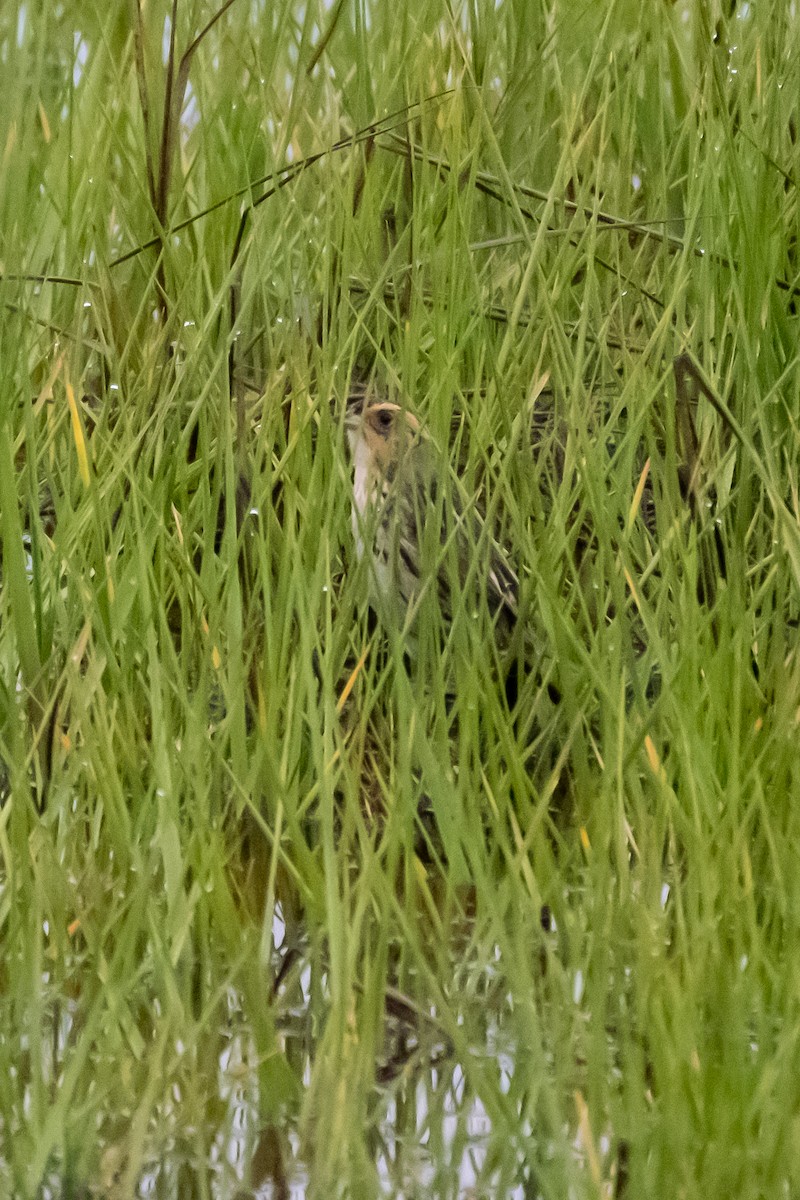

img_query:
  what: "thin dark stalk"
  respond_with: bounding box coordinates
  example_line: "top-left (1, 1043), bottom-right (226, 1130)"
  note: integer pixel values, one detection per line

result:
top-left (132, 0), bottom-right (157, 207)
top-left (155, 0), bottom-right (181, 231)
top-left (305, 0), bottom-right (347, 76)
top-left (136, 0), bottom-right (246, 327)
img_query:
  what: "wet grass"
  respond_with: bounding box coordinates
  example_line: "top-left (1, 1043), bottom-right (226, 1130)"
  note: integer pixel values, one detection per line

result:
top-left (1, 1), bottom-right (800, 1196)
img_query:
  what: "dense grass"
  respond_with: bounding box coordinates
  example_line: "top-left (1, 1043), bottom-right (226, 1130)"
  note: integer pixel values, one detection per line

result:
top-left (1, 0), bottom-right (800, 1196)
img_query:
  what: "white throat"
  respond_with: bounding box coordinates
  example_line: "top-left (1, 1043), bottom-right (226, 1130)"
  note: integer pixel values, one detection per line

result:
top-left (350, 435), bottom-right (374, 559)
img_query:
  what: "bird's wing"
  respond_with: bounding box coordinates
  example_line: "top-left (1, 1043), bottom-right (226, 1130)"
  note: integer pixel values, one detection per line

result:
top-left (403, 440), bottom-right (519, 626)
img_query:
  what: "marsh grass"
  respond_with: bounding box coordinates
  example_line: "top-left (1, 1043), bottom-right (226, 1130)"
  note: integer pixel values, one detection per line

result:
top-left (1, 0), bottom-right (800, 1196)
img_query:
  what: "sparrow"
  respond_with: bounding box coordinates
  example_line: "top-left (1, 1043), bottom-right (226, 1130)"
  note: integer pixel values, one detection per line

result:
top-left (345, 397), bottom-right (519, 645)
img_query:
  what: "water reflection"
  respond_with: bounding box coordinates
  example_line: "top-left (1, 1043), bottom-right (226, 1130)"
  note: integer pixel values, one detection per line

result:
top-left (12, 896), bottom-right (579, 1198)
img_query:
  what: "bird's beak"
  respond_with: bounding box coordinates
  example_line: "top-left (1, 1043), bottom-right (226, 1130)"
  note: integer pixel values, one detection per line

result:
top-left (344, 393), bottom-right (366, 461)
top-left (344, 387), bottom-right (367, 432)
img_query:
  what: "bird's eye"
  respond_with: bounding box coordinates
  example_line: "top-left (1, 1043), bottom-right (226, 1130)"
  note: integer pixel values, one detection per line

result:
top-left (374, 408), bottom-right (394, 435)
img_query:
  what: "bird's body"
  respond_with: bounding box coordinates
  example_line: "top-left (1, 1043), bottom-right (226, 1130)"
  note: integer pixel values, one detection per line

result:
top-left (346, 400), bottom-right (519, 641)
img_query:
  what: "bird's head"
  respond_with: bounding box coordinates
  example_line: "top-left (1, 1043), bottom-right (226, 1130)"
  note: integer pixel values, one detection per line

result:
top-left (346, 401), bottom-right (421, 475)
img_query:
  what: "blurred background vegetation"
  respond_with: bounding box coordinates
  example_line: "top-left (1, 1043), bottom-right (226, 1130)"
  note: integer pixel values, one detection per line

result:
top-left (1, 1), bottom-right (799, 1196)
